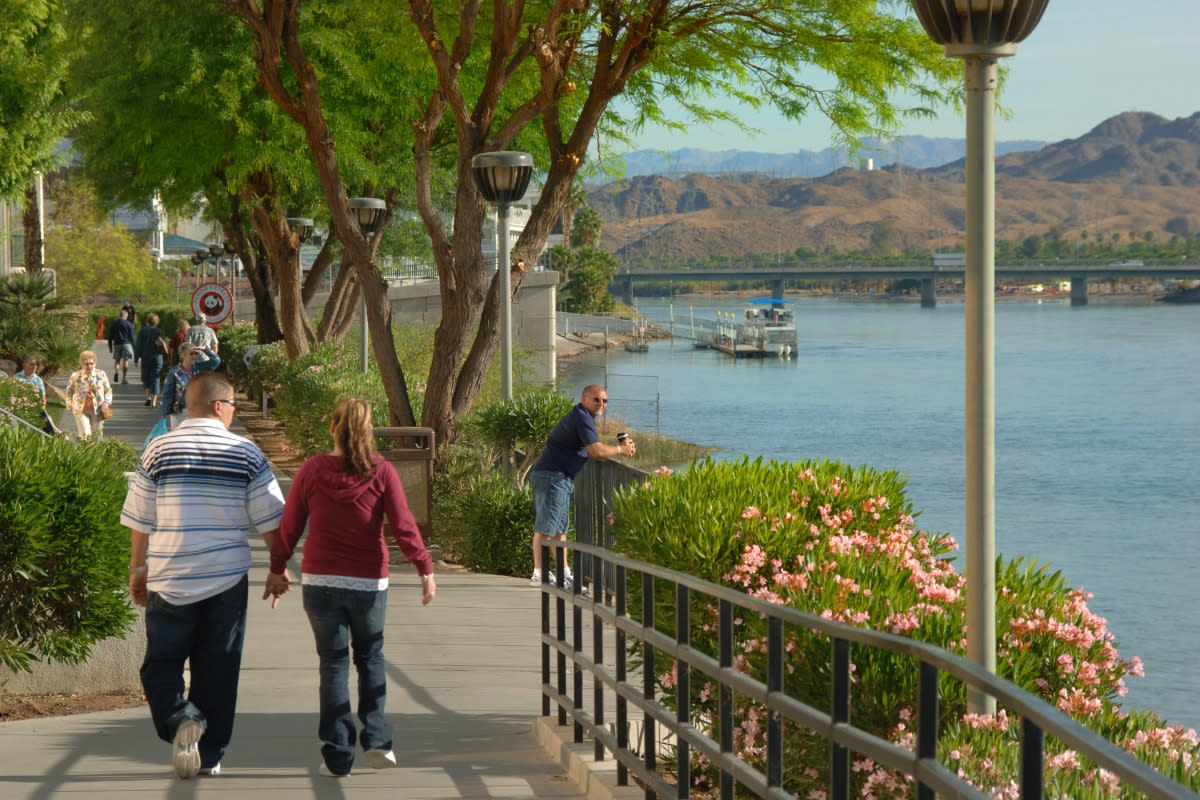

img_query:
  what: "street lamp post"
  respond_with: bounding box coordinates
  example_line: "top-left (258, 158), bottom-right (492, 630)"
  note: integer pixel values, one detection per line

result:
top-left (909, 0), bottom-right (1047, 714)
top-left (348, 199), bottom-right (386, 374)
top-left (195, 248), bottom-right (211, 291)
top-left (471, 151), bottom-right (534, 402)
top-left (222, 240), bottom-right (239, 322)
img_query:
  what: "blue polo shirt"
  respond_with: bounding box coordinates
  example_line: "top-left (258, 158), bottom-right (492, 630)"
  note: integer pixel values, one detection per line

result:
top-left (531, 403), bottom-right (599, 479)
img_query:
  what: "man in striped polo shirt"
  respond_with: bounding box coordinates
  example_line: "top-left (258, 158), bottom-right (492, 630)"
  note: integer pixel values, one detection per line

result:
top-left (122, 371), bottom-right (286, 779)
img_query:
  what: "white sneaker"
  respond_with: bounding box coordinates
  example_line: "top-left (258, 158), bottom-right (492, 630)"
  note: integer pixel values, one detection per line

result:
top-left (365, 749), bottom-right (397, 769)
top-left (172, 718), bottom-right (203, 779)
top-left (198, 763), bottom-right (221, 776)
top-left (562, 567), bottom-right (574, 589)
top-left (320, 763), bottom-right (351, 777)
top-left (530, 571), bottom-right (557, 587)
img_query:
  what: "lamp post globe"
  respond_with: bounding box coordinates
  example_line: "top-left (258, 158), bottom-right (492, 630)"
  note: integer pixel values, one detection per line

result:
top-left (348, 197), bottom-right (386, 236)
top-left (287, 217), bottom-right (315, 243)
top-left (471, 151), bottom-right (534, 402)
top-left (909, 0), bottom-right (1046, 715)
top-left (349, 198), bottom-right (386, 373)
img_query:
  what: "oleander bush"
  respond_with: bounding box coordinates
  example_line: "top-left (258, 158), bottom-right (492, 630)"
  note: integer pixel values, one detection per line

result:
top-left (610, 457), bottom-right (1200, 797)
top-left (0, 377), bottom-right (44, 428)
top-left (0, 428), bottom-right (138, 673)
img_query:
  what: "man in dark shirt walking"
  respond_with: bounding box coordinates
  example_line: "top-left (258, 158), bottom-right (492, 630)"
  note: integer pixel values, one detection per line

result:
top-left (108, 309), bottom-right (136, 384)
top-left (527, 384), bottom-right (635, 587)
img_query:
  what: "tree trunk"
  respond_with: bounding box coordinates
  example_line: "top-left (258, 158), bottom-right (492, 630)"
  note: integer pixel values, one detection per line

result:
top-left (245, 172), bottom-right (309, 358)
top-left (22, 183), bottom-right (42, 272)
top-left (234, 0), bottom-right (416, 426)
top-left (315, 257), bottom-right (365, 343)
top-left (223, 201), bottom-right (283, 344)
top-left (300, 233), bottom-right (337, 306)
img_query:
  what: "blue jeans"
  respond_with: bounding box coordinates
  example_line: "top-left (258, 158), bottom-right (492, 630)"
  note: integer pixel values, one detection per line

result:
top-left (302, 584), bottom-right (392, 772)
top-left (140, 575), bottom-right (248, 770)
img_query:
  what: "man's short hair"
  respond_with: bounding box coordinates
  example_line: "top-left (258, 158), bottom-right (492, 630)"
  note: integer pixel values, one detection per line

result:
top-left (186, 371), bottom-right (233, 411)
top-left (119, 310), bottom-right (128, 319)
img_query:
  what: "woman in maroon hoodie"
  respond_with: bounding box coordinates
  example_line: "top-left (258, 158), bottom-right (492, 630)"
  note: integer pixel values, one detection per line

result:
top-left (266, 397), bottom-right (436, 777)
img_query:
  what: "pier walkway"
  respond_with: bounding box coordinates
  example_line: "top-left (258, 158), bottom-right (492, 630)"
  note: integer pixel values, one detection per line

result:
top-left (0, 360), bottom-right (605, 800)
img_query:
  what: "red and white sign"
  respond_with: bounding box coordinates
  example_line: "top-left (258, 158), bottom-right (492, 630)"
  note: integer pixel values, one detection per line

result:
top-left (191, 283), bottom-right (233, 325)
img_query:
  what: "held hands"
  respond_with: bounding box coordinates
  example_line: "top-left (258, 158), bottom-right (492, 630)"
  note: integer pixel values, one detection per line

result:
top-left (263, 570), bottom-right (292, 608)
top-left (617, 438), bottom-right (637, 457)
top-left (129, 571), bottom-right (148, 607)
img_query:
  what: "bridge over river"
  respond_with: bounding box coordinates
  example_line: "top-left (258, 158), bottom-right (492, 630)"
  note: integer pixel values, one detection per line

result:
top-left (611, 263), bottom-right (1200, 307)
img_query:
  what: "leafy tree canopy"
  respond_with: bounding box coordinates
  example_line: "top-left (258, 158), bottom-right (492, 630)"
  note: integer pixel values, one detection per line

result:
top-left (0, 0), bottom-right (76, 199)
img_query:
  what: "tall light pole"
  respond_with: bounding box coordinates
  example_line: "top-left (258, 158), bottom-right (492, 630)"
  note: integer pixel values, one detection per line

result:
top-left (195, 248), bottom-right (210, 291)
top-left (222, 240), bottom-right (239, 321)
top-left (349, 198), bottom-right (386, 374)
top-left (909, 0), bottom-right (1047, 714)
top-left (471, 151), bottom-right (533, 401)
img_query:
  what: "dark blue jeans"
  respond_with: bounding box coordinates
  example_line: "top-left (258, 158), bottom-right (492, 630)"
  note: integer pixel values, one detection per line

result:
top-left (302, 584), bottom-right (391, 773)
top-left (140, 576), bottom-right (248, 770)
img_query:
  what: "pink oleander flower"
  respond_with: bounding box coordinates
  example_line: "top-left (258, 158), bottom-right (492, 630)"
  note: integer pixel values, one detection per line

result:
top-left (654, 465), bottom-right (673, 477)
top-left (741, 505), bottom-right (762, 520)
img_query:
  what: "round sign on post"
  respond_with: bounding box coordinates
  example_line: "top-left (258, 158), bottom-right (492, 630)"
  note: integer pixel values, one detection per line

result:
top-left (191, 283), bottom-right (233, 325)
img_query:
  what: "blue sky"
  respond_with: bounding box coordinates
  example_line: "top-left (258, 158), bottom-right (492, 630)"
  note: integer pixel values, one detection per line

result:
top-left (617, 0), bottom-right (1200, 153)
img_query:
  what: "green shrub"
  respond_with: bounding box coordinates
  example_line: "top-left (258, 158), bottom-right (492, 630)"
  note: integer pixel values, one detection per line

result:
top-left (215, 321), bottom-right (261, 394)
top-left (455, 472), bottom-right (534, 576)
top-left (610, 458), bottom-right (1199, 796)
top-left (0, 429), bottom-right (138, 673)
top-left (465, 388), bottom-right (575, 480)
top-left (0, 378), bottom-right (44, 428)
top-left (0, 272), bottom-right (92, 377)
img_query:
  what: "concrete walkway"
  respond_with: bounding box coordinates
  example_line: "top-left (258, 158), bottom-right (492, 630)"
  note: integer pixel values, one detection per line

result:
top-left (0, 350), bottom-right (599, 799)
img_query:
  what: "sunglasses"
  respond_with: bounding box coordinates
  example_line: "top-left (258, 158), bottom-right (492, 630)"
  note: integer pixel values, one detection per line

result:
top-left (212, 398), bottom-right (237, 409)
top-left (593, 397), bottom-right (608, 404)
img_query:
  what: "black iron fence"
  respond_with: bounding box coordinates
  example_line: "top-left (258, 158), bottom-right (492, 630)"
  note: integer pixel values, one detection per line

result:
top-left (549, 463), bottom-right (1198, 800)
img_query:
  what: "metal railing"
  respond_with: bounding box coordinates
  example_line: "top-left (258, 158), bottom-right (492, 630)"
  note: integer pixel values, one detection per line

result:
top-left (554, 461), bottom-right (1199, 799)
top-left (537, 543), bottom-right (1197, 800)
top-left (0, 407), bottom-right (50, 437)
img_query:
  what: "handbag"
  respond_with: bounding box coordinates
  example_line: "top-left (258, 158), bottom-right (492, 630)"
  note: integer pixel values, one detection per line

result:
top-left (156, 336), bottom-right (170, 356)
top-left (97, 402), bottom-right (113, 420)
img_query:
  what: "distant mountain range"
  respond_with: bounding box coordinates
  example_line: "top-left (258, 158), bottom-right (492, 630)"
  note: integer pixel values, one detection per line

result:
top-left (589, 112), bottom-right (1200, 261)
top-left (613, 137), bottom-right (1048, 180)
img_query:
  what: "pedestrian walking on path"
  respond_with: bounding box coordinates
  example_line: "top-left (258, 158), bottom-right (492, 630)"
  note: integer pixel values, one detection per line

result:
top-left (64, 350), bottom-right (112, 438)
top-left (107, 309), bottom-right (136, 384)
top-left (266, 396), bottom-right (436, 777)
top-left (121, 371), bottom-right (286, 779)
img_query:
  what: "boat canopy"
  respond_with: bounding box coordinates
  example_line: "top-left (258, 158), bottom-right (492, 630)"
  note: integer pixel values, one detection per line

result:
top-left (747, 297), bottom-right (791, 305)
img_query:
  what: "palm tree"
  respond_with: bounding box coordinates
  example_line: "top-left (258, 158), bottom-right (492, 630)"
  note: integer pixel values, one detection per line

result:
top-left (0, 271), bottom-right (87, 376)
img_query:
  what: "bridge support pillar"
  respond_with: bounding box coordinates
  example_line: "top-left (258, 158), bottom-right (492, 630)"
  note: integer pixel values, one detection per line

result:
top-left (623, 274), bottom-right (634, 306)
top-left (1070, 275), bottom-right (1088, 306)
top-left (772, 278), bottom-right (786, 302)
top-left (920, 277), bottom-right (937, 308)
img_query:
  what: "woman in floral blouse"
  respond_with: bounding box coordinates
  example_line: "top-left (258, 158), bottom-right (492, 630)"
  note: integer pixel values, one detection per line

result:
top-left (65, 350), bottom-right (113, 438)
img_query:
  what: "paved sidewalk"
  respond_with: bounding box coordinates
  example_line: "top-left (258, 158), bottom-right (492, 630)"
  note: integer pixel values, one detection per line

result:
top-left (2, 350), bottom-right (593, 799)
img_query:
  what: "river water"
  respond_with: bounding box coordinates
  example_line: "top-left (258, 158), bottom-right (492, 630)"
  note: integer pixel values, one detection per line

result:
top-left (560, 294), bottom-right (1200, 731)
